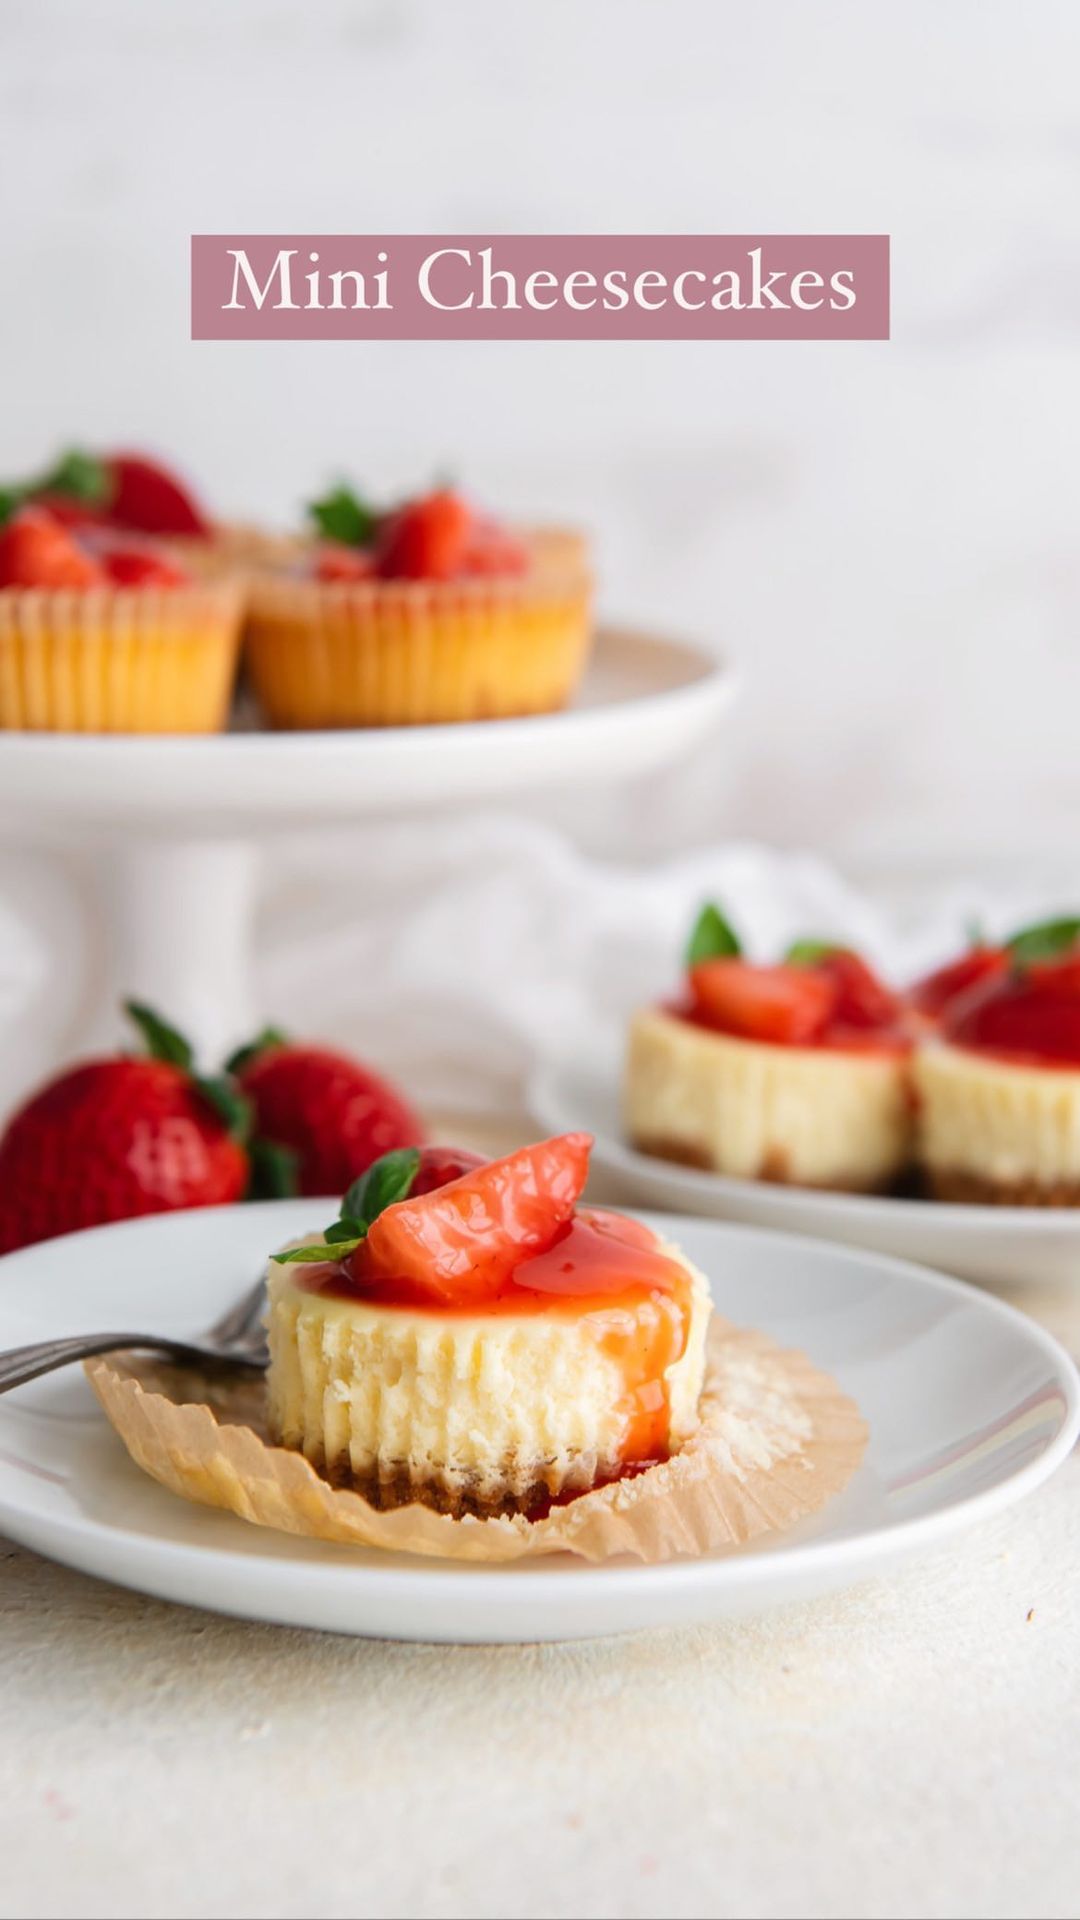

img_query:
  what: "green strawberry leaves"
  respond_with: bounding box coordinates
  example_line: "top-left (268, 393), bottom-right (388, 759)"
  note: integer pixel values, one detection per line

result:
top-left (124, 1000), bottom-right (195, 1071)
top-left (1007, 917), bottom-right (1080, 968)
top-left (246, 1138), bottom-right (299, 1201)
top-left (685, 902), bottom-right (741, 966)
top-left (0, 447), bottom-right (113, 527)
top-left (225, 1026), bottom-right (289, 1077)
top-left (124, 1000), bottom-right (252, 1142)
top-left (195, 1074), bottom-right (252, 1144)
top-left (272, 1146), bottom-right (422, 1265)
top-left (308, 485), bottom-right (381, 549)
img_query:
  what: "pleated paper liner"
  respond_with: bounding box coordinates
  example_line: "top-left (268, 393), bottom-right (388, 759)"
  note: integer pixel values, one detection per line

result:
top-left (243, 527), bottom-right (593, 728)
top-left (0, 580), bottom-right (244, 732)
top-left (86, 1317), bottom-right (867, 1564)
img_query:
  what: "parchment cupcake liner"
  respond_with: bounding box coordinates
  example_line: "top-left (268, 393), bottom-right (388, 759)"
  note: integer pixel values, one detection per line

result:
top-left (243, 527), bottom-right (593, 728)
top-left (0, 580), bottom-right (244, 732)
top-left (86, 1318), bottom-right (867, 1564)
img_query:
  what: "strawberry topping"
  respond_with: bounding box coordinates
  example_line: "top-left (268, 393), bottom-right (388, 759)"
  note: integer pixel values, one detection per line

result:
top-left (0, 507), bottom-right (105, 589)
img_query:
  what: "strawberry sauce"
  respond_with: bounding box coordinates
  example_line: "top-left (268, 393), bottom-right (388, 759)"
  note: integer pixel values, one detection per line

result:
top-left (945, 957), bottom-right (1080, 1068)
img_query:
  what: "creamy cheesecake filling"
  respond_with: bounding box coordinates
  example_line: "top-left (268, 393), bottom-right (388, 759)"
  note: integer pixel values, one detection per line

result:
top-left (915, 1041), bottom-right (1080, 1192)
top-left (624, 1007), bottom-right (912, 1191)
top-left (267, 1233), bottom-right (711, 1515)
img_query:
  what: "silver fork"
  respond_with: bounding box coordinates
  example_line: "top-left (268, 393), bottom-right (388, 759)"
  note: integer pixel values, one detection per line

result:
top-left (0, 1274), bottom-right (268, 1394)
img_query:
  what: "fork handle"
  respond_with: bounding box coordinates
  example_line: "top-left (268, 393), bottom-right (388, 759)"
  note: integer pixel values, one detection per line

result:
top-left (0, 1332), bottom-right (257, 1393)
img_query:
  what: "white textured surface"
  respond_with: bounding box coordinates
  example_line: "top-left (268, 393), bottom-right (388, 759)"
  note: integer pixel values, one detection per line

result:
top-left (2, 1459), bottom-right (1078, 1920)
top-left (3, 1133), bottom-right (1080, 1920)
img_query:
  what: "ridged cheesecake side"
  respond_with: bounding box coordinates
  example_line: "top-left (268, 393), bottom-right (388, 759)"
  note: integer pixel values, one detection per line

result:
top-left (266, 1242), bottom-right (712, 1515)
top-left (624, 1006), bottom-right (912, 1191)
top-left (914, 1041), bottom-right (1080, 1202)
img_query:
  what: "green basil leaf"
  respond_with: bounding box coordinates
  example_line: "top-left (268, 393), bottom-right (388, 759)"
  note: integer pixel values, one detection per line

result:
top-left (1006, 917), bottom-right (1080, 968)
top-left (784, 939), bottom-right (836, 967)
top-left (308, 485), bottom-right (380, 549)
top-left (272, 1238), bottom-right (363, 1265)
top-left (685, 903), bottom-right (741, 966)
top-left (325, 1216), bottom-right (366, 1244)
top-left (124, 999), bottom-right (195, 1071)
top-left (342, 1146), bottom-right (422, 1229)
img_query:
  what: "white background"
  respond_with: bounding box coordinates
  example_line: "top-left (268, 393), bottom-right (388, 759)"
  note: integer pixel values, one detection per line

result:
top-left (2, 0), bottom-right (1080, 1099)
top-left (2, 0), bottom-right (1079, 875)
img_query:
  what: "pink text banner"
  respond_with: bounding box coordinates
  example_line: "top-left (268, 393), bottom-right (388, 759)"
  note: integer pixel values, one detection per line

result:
top-left (191, 235), bottom-right (889, 341)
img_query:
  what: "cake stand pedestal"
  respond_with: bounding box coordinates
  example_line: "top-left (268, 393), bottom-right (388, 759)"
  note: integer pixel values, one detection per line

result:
top-left (0, 626), bottom-right (736, 1060)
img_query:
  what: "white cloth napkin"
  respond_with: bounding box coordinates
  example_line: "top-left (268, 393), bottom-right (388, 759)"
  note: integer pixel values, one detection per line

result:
top-left (0, 820), bottom-right (1068, 1119)
top-left (252, 819), bottom-right (1062, 1116)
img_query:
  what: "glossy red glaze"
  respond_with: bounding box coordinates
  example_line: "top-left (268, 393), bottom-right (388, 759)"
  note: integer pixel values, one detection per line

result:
top-left (910, 947), bottom-right (1008, 1021)
top-left (945, 953), bottom-right (1080, 1067)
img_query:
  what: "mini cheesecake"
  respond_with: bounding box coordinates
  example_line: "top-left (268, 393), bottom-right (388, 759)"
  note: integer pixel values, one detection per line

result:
top-left (625, 910), bottom-right (914, 1193)
top-left (915, 946), bottom-right (1080, 1204)
top-left (267, 1135), bottom-right (711, 1516)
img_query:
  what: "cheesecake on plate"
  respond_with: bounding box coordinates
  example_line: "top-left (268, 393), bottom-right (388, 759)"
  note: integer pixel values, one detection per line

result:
top-left (267, 1133), bottom-right (712, 1515)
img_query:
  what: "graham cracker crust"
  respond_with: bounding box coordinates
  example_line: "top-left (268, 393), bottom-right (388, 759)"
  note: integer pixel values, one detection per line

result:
top-left (927, 1169), bottom-right (1080, 1208)
top-left (630, 1132), bottom-right (906, 1196)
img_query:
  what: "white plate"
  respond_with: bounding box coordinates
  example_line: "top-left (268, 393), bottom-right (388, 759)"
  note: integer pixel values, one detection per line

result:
top-left (531, 1061), bottom-right (1080, 1290)
top-left (0, 1201), bottom-right (1075, 1643)
top-left (0, 626), bottom-right (735, 837)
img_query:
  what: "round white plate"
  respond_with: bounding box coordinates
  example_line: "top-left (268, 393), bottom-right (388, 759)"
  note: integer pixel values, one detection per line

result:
top-left (0, 1201), bottom-right (1074, 1642)
top-left (531, 1062), bottom-right (1080, 1290)
top-left (0, 625), bottom-right (735, 838)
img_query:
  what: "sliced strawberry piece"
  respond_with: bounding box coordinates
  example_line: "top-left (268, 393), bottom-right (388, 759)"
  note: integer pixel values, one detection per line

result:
top-left (814, 949), bottom-right (903, 1031)
top-left (688, 960), bottom-right (837, 1045)
top-left (359, 1132), bottom-right (592, 1304)
top-left (103, 545), bottom-right (190, 588)
top-left (0, 508), bottom-right (105, 589)
top-left (910, 947), bottom-right (1007, 1020)
top-left (106, 452), bottom-right (210, 537)
top-left (375, 489), bottom-right (474, 581)
top-left (314, 544), bottom-right (376, 584)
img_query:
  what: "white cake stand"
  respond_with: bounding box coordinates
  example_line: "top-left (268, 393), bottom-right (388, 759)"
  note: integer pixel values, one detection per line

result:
top-left (0, 626), bottom-right (735, 1055)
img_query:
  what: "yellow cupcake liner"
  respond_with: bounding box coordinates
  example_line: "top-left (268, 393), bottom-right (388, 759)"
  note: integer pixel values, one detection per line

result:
top-left (244, 530), bottom-right (593, 728)
top-left (0, 581), bottom-right (243, 733)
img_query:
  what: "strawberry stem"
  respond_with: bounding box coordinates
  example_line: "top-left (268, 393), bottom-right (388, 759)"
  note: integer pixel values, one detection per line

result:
top-left (124, 999), bottom-right (195, 1070)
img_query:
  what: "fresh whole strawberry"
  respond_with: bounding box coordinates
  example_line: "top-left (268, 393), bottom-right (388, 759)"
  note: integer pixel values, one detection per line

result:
top-left (0, 1003), bottom-right (250, 1256)
top-left (230, 1029), bottom-right (425, 1197)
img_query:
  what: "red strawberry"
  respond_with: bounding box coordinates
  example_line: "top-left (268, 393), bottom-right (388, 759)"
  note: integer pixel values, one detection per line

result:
top-left (106, 453), bottom-right (210, 537)
top-left (360, 1132), bottom-right (592, 1304)
top-left (102, 544), bottom-right (190, 588)
top-left (812, 949), bottom-right (904, 1031)
top-left (230, 1032), bottom-right (425, 1197)
top-left (313, 543), bottom-right (376, 584)
top-left (375, 489), bottom-right (474, 580)
top-left (688, 959), bottom-right (837, 1045)
top-left (0, 1003), bottom-right (249, 1255)
top-left (910, 947), bottom-right (1007, 1021)
top-left (408, 1144), bottom-right (485, 1195)
top-left (0, 507), bottom-right (105, 589)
